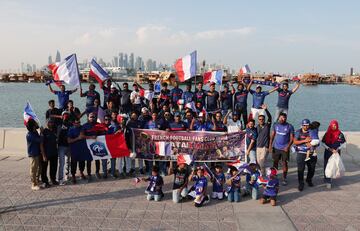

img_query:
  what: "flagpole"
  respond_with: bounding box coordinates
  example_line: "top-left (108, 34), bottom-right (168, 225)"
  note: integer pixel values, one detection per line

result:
top-left (74, 54), bottom-right (82, 92)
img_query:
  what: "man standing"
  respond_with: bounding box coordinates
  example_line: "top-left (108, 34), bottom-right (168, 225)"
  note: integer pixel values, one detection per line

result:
top-left (130, 83), bottom-right (143, 114)
top-left (249, 82), bottom-right (278, 120)
top-left (80, 84), bottom-right (101, 109)
top-left (206, 82), bottom-right (220, 112)
top-left (220, 83), bottom-right (235, 115)
top-left (233, 82), bottom-right (251, 128)
top-left (256, 104), bottom-right (272, 175)
top-left (48, 84), bottom-right (77, 111)
top-left (194, 82), bottom-right (207, 107)
top-left (182, 83), bottom-right (194, 105)
top-left (293, 119), bottom-right (317, 191)
top-left (269, 112), bottom-right (294, 186)
top-left (170, 82), bottom-right (183, 110)
top-left (120, 82), bottom-right (132, 115)
top-left (275, 81), bottom-right (300, 120)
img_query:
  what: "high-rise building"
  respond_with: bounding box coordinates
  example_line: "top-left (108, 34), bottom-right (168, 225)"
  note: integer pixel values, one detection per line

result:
top-left (145, 59), bottom-right (153, 72)
top-left (48, 55), bottom-right (53, 65)
top-left (350, 67), bottom-right (354, 76)
top-left (114, 56), bottom-right (119, 67)
top-left (124, 54), bottom-right (128, 69)
top-left (135, 56), bottom-right (142, 71)
top-left (32, 64), bottom-right (36, 72)
top-left (55, 50), bottom-right (61, 62)
top-left (21, 62), bottom-right (25, 73)
top-left (129, 53), bottom-right (134, 69)
top-left (119, 53), bottom-right (124, 68)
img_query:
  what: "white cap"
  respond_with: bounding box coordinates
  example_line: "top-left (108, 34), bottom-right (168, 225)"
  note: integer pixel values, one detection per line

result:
top-left (198, 112), bottom-right (204, 117)
top-left (111, 84), bottom-right (116, 89)
top-left (141, 107), bottom-right (149, 113)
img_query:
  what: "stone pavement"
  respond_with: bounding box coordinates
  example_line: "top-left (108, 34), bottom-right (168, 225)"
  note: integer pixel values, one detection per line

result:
top-left (0, 145), bottom-right (359, 231)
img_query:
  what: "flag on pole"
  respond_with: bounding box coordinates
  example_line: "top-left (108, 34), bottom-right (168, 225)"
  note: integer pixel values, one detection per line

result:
top-left (203, 70), bottom-right (223, 85)
top-left (239, 64), bottom-right (251, 76)
top-left (174, 51), bottom-right (197, 82)
top-left (177, 154), bottom-right (193, 165)
top-left (89, 58), bottom-right (110, 86)
top-left (23, 102), bottom-right (40, 126)
top-left (227, 160), bottom-right (249, 173)
top-left (48, 54), bottom-right (80, 88)
top-left (185, 102), bottom-right (197, 112)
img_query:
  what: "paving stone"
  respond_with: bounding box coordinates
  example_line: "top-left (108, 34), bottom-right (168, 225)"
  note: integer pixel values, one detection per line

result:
top-left (139, 219), bottom-right (161, 230)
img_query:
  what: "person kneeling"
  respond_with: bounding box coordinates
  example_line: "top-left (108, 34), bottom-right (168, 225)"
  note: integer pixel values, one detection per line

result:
top-left (188, 166), bottom-right (210, 207)
top-left (259, 167), bottom-right (279, 206)
top-left (226, 166), bottom-right (241, 203)
top-left (168, 161), bottom-right (189, 203)
top-left (143, 166), bottom-right (164, 202)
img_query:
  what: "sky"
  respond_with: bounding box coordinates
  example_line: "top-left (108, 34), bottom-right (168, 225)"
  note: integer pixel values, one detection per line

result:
top-left (1, 0), bottom-right (360, 74)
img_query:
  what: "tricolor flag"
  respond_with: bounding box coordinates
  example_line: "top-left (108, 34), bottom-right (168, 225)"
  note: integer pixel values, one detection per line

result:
top-left (23, 102), bottom-right (40, 126)
top-left (89, 58), bottom-right (110, 87)
top-left (203, 70), bottom-right (223, 85)
top-left (177, 154), bottom-right (193, 165)
top-left (154, 79), bottom-right (161, 93)
top-left (70, 132), bottom-right (130, 161)
top-left (174, 51), bottom-right (197, 82)
top-left (239, 64), bottom-right (251, 76)
top-left (144, 90), bottom-right (154, 102)
top-left (97, 107), bottom-right (106, 124)
top-left (155, 141), bottom-right (171, 156)
top-left (227, 160), bottom-right (249, 172)
top-left (185, 102), bottom-right (197, 112)
top-left (48, 54), bottom-right (80, 88)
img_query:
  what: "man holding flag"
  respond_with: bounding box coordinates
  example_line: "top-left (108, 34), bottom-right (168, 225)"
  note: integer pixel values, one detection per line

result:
top-left (48, 84), bottom-right (77, 111)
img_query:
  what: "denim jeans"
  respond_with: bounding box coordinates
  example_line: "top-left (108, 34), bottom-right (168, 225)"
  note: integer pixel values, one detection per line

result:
top-left (172, 188), bottom-right (189, 203)
top-left (118, 157), bottom-right (132, 174)
top-left (110, 158), bottom-right (116, 176)
top-left (58, 146), bottom-right (71, 181)
top-left (245, 183), bottom-right (259, 200)
top-left (227, 189), bottom-right (241, 202)
top-left (95, 159), bottom-right (108, 174)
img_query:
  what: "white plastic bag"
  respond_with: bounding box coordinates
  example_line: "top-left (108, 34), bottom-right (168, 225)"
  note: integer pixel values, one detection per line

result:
top-left (325, 152), bottom-right (346, 179)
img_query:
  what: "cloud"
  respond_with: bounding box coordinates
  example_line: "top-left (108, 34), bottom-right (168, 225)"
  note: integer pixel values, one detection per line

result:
top-left (135, 25), bottom-right (167, 43)
top-left (195, 27), bottom-right (256, 40)
top-left (74, 33), bottom-right (92, 45)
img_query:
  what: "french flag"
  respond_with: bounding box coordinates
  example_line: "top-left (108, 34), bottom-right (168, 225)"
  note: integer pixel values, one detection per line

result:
top-left (155, 142), bottom-right (171, 156)
top-left (177, 154), bottom-right (193, 165)
top-left (239, 64), bottom-right (251, 76)
top-left (23, 102), bottom-right (40, 126)
top-left (203, 70), bottom-right (223, 85)
top-left (48, 54), bottom-right (80, 88)
top-left (174, 51), bottom-right (197, 82)
top-left (89, 58), bottom-right (110, 86)
top-left (227, 160), bottom-right (249, 172)
top-left (70, 132), bottom-right (130, 161)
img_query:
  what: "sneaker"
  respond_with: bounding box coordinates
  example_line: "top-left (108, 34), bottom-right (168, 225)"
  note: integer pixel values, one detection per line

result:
top-left (52, 181), bottom-right (59, 186)
top-left (203, 195), bottom-right (210, 204)
top-left (59, 180), bottom-right (66, 186)
top-left (298, 183), bottom-right (304, 191)
top-left (281, 180), bottom-right (288, 186)
top-left (72, 177), bottom-right (77, 184)
top-left (305, 157), bottom-right (310, 161)
top-left (95, 173), bottom-right (101, 179)
top-left (326, 183), bottom-right (332, 189)
top-left (312, 152), bottom-right (317, 157)
top-left (31, 185), bottom-right (40, 191)
top-left (43, 182), bottom-right (51, 188)
top-left (139, 169), bottom-right (145, 175)
top-left (103, 174), bottom-right (108, 179)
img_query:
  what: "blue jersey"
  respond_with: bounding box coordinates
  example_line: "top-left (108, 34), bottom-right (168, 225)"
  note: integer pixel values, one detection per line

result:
top-left (206, 90), bottom-right (219, 111)
top-left (226, 174), bottom-right (241, 192)
top-left (246, 170), bottom-right (260, 189)
top-left (145, 120), bottom-right (161, 130)
top-left (309, 128), bottom-right (319, 140)
top-left (246, 127), bottom-right (258, 151)
top-left (213, 172), bottom-right (225, 193)
top-left (192, 175), bottom-right (208, 196)
top-left (83, 90), bottom-right (100, 108)
top-left (277, 89), bottom-right (292, 109)
top-left (194, 89), bottom-right (207, 105)
top-left (263, 178), bottom-right (279, 197)
top-left (169, 121), bottom-right (187, 131)
top-left (211, 121), bottom-right (227, 132)
top-left (250, 90), bottom-right (269, 109)
top-left (273, 122), bottom-right (294, 150)
top-left (146, 175), bottom-right (164, 195)
top-left (182, 91), bottom-right (194, 104)
top-left (67, 126), bottom-right (81, 139)
top-left (220, 91), bottom-right (233, 110)
top-left (170, 87), bottom-right (183, 104)
top-left (54, 90), bottom-right (72, 109)
top-left (193, 121), bottom-right (212, 131)
top-left (26, 131), bottom-right (42, 157)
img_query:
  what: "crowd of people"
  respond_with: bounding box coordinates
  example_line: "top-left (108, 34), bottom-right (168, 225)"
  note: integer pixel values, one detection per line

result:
top-left (26, 77), bottom-right (346, 207)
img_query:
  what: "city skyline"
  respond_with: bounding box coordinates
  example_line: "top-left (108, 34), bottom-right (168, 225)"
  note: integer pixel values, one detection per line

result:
top-left (1, 0), bottom-right (360, 74)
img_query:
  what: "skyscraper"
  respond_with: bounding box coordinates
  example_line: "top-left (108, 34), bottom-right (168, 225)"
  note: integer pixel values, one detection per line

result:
top-left (129, 53), bottom-right (134, 69)
top-left (21, 62), bottom-right (25, 73)
top-left (135, 56), bottom-right (142, 71)
top-left (114, 56), bottom-right (119, 67)
top-left (55, 50), bottom-right (61, 62)
top-left (119, 53), bottom-right (124, 68)
top-left (32, 64), bottom-right (36, 72)
top-left (124, 54), bottom-right (128, 69)
top-left (48, 55), bottom-right (53, 65)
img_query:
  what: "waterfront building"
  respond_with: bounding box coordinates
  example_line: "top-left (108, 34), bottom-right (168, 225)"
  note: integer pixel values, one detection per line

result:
top-left (55, 50), bottom-right (61, 62)
top-left (129, 53), bottom-right (134, 69)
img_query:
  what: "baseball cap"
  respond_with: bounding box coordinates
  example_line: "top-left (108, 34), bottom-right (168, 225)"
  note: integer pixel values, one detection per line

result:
top-left (198, 112), bottom-right (204, 117)
top-left (302, 119), bottom-right (310, 126)
top-left (210, 82), bottom-right (215, 86)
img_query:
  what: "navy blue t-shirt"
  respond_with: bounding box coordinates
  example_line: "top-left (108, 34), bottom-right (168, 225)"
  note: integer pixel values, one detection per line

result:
top-left (206, 90), bottom-right (219, 111)
top-left (169, 121), bottom-right (187, 131)
top-left (67, 126), bottom-right (82, 139)
top-left (83, 90), bottom-right (100, 108)
top-left (42, 128), bottom-right (58, 157)
top-left (250, 90), bottom-right (269, 109)
top-left (170, 88), bottom-right (183, 104)
top-left (26, 131), bottom-right (42, 157)
top-left (194, 89), bottom-right (207, 105)
top-left (54, 90), bottom-right (72, 109)
top-left (221, 91), bottom-right (233, 110)
top-left (246, 127), bottom-right (258, 151)
top-left (193, 121), bottom-right (212, 131)
top-left (234, 90), bottom-right (249, 108)
top-left (182, 91), bottom-right (194, 104)
top-left (277, 89), bottom-right (292, 109)
top-left (272, 122), bottom-right (294, 150)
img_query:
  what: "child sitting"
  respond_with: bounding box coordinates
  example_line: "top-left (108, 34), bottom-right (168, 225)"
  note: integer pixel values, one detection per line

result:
top-left (143, 166), bottom-right (164, 202)
top-left (168, 161), bottom-right (189, 203)
top-left (211, 165), bottom-right (225, 200)
top-left (245, 163), bottom-right (260, 200)
top-left (188, 166), bottom-right (210, 207)
top-left (226, 166), bottom-right (241, 203)
top-left (260, 167), bottom-right (279, 206)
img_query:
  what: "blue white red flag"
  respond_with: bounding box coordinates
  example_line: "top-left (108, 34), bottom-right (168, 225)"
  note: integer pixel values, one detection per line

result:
top-left (155, 141), bottom-right (171, 156)
top-left (48, 54), bottom-right (80, 88)
top-left (185, 102), bottom-right (197, 112)
top-left (177, 154), bottom-right (193, 165)
top-left (174, 51), bottom-right (197, 82)
top-left (23, 102), bottom-right (40, 126)
top-left (89, 58), bottom-right (110, 86)
top-left (154, 79), bottom-right (161, 93)
top-left (70, 132), bottom-right (130, 161)
top-left (239, 64), bottom-right (251, 75)
top-left (203, 70), bottom-right (223, 85)
top-left (227, 160), bottom-right (249, 173)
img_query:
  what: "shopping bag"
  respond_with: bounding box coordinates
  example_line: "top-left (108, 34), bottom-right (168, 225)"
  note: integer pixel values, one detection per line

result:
top-left (325, 152), bottom-right (345, 179)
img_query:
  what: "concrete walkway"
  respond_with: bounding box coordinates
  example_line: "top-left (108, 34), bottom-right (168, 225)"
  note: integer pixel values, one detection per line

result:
top-left (0, 142), bottom-right (359, 230)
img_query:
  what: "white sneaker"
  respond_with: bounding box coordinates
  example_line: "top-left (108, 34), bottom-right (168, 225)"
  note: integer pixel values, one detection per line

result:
top-left (305, 157), bottom-right (310, 161)
top-left (312, 152), bottom-right (317, 157)
top-left (31, 185), bottom-right (40, 191)
top-left (59, 180), bottom-right (66, 186)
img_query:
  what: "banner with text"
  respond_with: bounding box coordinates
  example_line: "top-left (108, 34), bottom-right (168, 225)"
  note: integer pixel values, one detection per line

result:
top-left (132, 129), bottom-right (245, 161)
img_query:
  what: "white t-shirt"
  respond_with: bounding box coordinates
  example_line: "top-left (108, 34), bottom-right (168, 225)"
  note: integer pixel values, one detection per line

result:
top-left (130, 91), bottom-right (141, 104)
top-left (227, 119), bottom-right (242, 133)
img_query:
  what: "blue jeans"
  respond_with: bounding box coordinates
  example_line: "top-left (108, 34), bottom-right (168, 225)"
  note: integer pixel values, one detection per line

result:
top-left (110, 158), bottom-right (116, 176)
top-left (227, 189), bottom-right (241, 202)
top-left (58, 146), bottom-right (70, 181)
top-left (245, 183), bottom-right (259, 200)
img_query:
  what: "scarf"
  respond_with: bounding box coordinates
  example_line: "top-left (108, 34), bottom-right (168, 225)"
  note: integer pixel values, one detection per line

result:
top-left (324, 120), bottom-right (341, 144)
